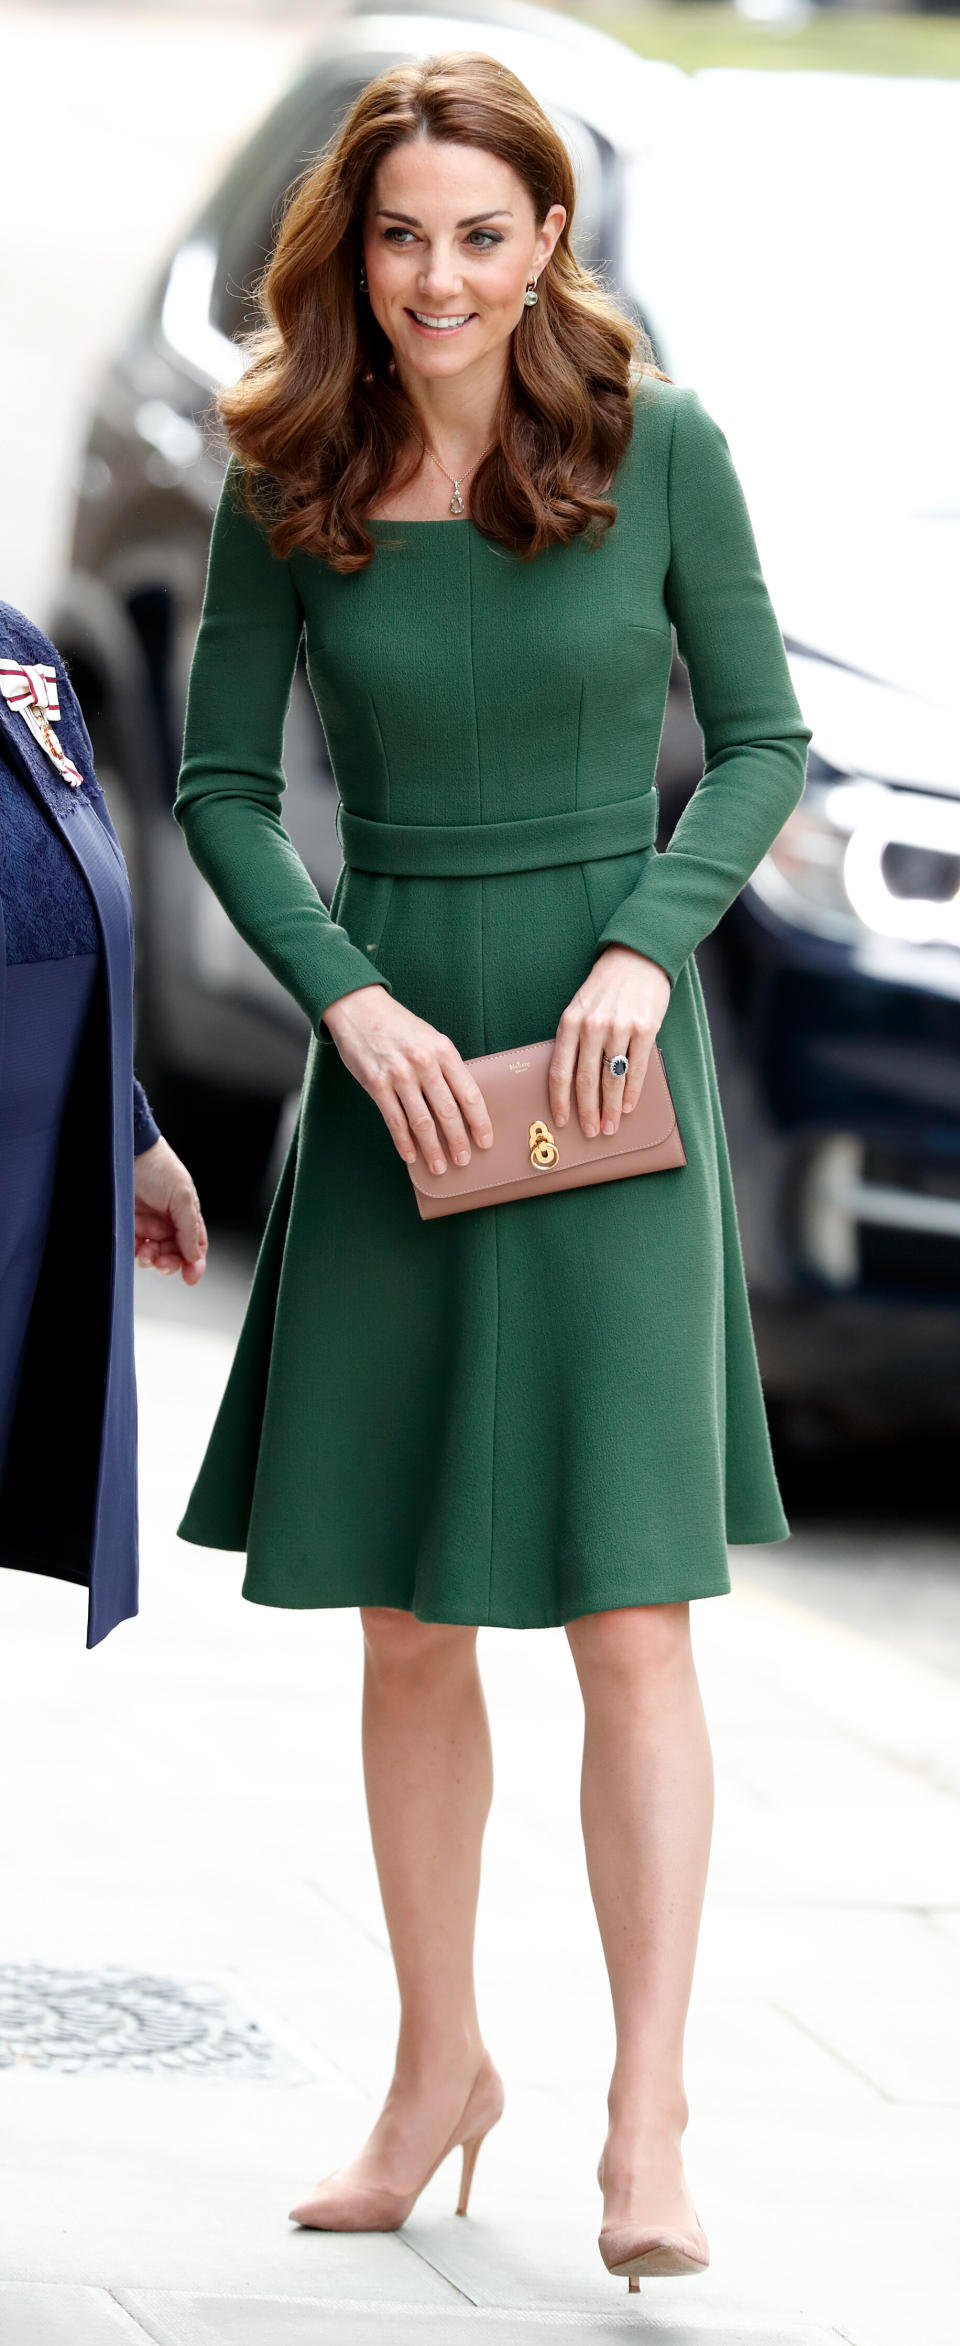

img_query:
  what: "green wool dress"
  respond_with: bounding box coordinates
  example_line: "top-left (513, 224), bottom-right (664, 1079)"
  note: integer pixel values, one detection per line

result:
top-left (173, 372), bottom-right (812, 1624)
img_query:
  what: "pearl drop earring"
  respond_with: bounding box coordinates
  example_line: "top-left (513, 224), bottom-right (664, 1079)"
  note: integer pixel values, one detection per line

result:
top-left (523, 278), bottom-right (539, 307)
top-left (359, 259), bottom-right (368, 291)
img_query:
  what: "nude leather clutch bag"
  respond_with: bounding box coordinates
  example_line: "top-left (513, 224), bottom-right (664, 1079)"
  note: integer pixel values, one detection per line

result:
top-left (407, 1036), bottom-right (685, 1219)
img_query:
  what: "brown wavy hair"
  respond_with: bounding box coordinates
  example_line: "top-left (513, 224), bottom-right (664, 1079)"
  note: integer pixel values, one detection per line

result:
top-left (215, 50), bottom-right (671, 573)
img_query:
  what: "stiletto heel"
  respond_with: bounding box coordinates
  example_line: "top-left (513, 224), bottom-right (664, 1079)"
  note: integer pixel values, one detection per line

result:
top-left (456, 2129), bottom-right (486, 2215)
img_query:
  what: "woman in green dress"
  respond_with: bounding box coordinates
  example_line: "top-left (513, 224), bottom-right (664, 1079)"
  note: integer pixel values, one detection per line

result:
top-left (174, 52), bottom-right (811, 2287)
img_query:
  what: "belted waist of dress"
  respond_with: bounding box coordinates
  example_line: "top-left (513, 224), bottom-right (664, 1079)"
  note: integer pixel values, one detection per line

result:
top-left (337, 787), bottom-right (659, 878)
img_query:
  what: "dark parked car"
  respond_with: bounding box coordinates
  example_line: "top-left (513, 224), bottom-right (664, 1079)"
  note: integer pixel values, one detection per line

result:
top-left (49, 0), bottom-right (960, 1439)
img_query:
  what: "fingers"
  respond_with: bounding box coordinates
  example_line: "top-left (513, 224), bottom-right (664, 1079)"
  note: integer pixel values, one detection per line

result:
top-left (171, 1183), bottom-right (208, 1269)
top-left (574, 1014), bottom-right (609, 1141)
top-left (328, 998), bottom-right (498, 1173)
top-left (135, 1238), bottom-right (178, 1274)
top-left (134, 1185), bottom-right (208, 1276)
top-left (602, 1037), bottom-right (653, 1132)
top-left (446, 1057), bottom-right (495, 1154)
top-left (421, 1054), bottom-right (495, 1169)
top-left (550, 1014), bottom-right (653, 1140)
top-left (134, 1211), bottom-right (169, 1241)
top-left (394, 1059), bottom-right (482, 1174)
top-left (549, 951), bottom-right (669, 1140)
top-left (369, 1034), bottom-right (494, 1173)
top-left (136, 1234), bottom-right (207, 1281)
top-left (551, 1006), bottom-right (621, 1139)
top-left (549, 1009), bottom-right (579, 1130)
top-left (376, 1089), bottom-right (420, 1168)
top-left (395, 1070), bottom-right (449, 1176)
top-left (619, 1038), bottom-right (653, 1121)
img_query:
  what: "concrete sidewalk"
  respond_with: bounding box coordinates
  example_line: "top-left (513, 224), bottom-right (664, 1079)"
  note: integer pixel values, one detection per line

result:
top-left (0, 1311), bottom-right (957, 2346)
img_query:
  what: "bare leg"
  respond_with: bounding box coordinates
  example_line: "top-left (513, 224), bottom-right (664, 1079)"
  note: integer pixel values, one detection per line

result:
top-left (565, 1601), bottom-right (714, 2234)
top-left (293, 1608), bottom-right (498, 2210)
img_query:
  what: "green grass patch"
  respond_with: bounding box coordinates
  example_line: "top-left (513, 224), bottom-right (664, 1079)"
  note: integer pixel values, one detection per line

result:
top-left (566, 2), bottom-right (960, 79)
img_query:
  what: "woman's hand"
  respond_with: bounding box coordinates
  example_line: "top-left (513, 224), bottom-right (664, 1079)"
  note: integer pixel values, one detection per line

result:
top-left (549, 946), bottom-right (671, 1139)
top-left (134, 1137), bottom-right (208, 1284)
top-left (322, 984), bottom-right (495, 1173)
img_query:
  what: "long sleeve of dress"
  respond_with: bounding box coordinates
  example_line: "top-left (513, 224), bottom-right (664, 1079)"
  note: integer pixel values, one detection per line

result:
top-left (173, 458), bottom-right (394, 1034)
top-left (592, 386), bottom-right (813, 987)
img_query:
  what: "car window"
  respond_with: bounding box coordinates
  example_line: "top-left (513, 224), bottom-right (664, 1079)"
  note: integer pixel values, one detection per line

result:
top-left (210, 77), bottom-right (616, 346)
top-left (210, 81), bottom-right (369, 342)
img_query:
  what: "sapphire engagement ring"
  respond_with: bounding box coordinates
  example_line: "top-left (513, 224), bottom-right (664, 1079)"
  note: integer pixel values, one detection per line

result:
top-left (604, 1053), bottom-right (630, 1078)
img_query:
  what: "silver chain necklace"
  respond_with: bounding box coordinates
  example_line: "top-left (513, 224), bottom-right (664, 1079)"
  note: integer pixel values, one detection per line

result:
top-left (416, 435), bottom-right (496, 517)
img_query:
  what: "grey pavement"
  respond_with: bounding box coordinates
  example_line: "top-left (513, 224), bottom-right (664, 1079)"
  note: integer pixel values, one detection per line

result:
top-left (0, 1279), bottom-right (957, 2346)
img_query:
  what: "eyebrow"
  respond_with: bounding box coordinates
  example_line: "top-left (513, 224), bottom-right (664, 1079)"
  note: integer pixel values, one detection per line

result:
top-left (375, 208), bottom-right (513, 229)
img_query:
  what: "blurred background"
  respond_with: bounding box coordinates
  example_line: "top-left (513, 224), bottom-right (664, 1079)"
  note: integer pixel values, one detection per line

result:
top-left (6, 0), bottom-right (960, 1519)
top-left (1, 8), bottom-right (959, 2343)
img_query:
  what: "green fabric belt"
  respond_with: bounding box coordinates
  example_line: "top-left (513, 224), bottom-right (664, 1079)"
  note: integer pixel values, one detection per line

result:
top-left (337, 788), bottom-right (660, 877)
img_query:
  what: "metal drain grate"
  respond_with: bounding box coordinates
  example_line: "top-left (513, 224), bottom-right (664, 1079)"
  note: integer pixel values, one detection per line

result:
top-left (0, 1964), bottom-right (311, 2079)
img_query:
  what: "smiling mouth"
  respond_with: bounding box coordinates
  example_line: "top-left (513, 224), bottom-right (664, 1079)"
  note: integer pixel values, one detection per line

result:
top-left (407, 310), bottom-right (475, 334)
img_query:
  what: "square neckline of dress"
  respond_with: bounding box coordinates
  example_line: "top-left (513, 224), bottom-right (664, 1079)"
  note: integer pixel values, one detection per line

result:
top-left (365, 511), bottom-right (478, 529)
top-left (365, 485), bottom-right (618, 531)
top-left (363, 416), bottom-right (638, 529)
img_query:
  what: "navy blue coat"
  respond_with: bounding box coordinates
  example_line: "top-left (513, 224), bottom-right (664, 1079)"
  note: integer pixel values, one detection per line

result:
top-left (0, 599), bottom-right (159, 1647)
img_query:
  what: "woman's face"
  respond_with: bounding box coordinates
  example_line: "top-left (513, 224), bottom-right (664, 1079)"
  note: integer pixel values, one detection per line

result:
top-left (362, 135), bottom-right (565, 389)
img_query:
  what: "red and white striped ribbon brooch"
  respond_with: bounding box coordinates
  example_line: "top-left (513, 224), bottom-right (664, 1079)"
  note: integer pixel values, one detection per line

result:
top-left (0, 660), bottom-right (84, 788)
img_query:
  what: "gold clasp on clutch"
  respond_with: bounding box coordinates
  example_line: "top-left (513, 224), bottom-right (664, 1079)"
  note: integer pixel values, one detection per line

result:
top-left (529, 1118), bottom-right (559, 1170)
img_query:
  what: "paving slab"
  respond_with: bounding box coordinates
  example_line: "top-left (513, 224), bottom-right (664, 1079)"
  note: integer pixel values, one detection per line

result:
top-left (376, 2212), bottom-right (785, 2318)
top-left (697, 1895), bottom-right (960, 2001)
top-left (118, 2295), bottom-right (842, 2346)
top-left (0, 2070), bottom-right (469, 2296)
top-left (0, 2287), bottom-right (152, 2345)
top-left (769, 1989), bottom-right (960, 2104)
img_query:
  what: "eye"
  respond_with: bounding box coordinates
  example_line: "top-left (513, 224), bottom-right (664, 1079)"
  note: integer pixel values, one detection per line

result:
top-left (382, 226), bottom-right (416, 245)
top-left (466, 229), bottom-right (502, 249)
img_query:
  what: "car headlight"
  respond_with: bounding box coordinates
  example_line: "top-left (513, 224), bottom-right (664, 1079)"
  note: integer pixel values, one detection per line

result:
top-left (750, 773), bottom-right (960, 948)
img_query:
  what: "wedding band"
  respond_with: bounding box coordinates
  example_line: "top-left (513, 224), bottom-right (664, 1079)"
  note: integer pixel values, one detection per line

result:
top-left (604, 1053), bottom-right (630, 1078)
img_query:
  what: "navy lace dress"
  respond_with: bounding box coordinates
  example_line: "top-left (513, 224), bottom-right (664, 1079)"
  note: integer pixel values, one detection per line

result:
top-left (0, 761), bottom-right (159, 1468)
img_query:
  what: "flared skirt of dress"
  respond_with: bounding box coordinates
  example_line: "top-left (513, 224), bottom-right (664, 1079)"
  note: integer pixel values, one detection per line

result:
top-left (177, 851), bottom-right (789, 1622)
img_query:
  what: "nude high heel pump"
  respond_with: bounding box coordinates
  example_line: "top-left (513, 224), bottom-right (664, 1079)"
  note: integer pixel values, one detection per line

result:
top-left (596, 2153), bottom-right (710, 2287)
top-left (289, 2049), bottom-right (505, 2231)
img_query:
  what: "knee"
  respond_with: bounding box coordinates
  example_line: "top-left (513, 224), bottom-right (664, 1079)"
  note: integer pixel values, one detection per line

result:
top-left (566, 1600), bottom-right (691, 1686)
top-left (360, 1605), bottom-right (477, 1679)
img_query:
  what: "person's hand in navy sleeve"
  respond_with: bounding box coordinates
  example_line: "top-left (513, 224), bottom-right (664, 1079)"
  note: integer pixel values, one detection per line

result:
top-left (133, 1121), bottom-right (208, 1285)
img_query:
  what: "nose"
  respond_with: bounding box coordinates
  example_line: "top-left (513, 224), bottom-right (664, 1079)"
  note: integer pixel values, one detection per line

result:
top-left (416, 243), bottom-right (463, 302)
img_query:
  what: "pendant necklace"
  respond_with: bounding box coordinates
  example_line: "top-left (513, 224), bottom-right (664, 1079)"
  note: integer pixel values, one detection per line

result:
top-left (416, 435), bottom-right (497, 517)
